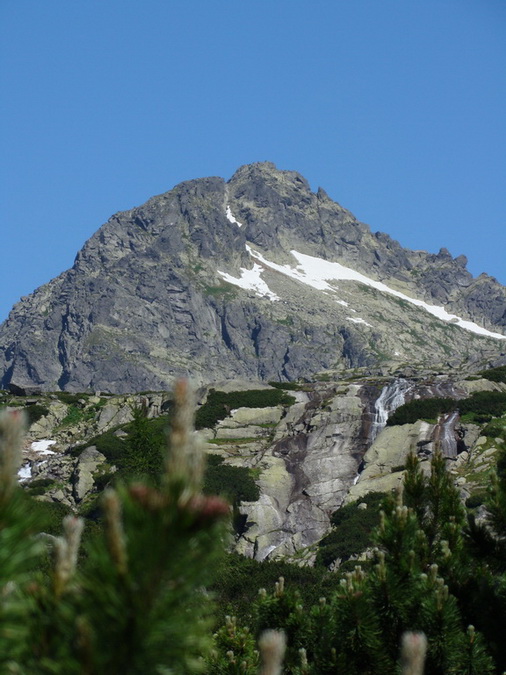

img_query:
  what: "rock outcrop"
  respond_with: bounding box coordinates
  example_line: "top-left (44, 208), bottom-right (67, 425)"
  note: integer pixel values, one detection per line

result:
top-left (10, 369), bottom-right (506, 561)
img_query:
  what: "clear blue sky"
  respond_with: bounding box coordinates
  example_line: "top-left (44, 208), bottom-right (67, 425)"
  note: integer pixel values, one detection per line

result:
top-left (1, 0), bottom-right (505, 324)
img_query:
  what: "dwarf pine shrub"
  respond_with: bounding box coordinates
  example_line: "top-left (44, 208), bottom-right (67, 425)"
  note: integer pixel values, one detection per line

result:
top-left (0, 383), bottom-right (230, 674)
top-left (209, 448), bottom-right (506, 674)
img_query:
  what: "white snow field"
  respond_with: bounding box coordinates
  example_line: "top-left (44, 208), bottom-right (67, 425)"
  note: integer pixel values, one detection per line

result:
top-left (218, 211), bottom-right (506, 342)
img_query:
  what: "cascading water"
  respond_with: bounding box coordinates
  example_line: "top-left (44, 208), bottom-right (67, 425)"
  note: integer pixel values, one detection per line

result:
top-left (354, 378), bottom-right (414, 485)
top-left (433, 410), bottom-right (460, 458)
top-left (370, 378), bottom-right (413, 443)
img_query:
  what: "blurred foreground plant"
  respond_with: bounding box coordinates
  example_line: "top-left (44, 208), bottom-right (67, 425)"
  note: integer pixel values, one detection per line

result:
top-left (0, 381), bottom-right (229, 674)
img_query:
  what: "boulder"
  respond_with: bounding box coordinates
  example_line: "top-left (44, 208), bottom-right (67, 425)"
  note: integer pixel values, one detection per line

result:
top-left (72, 446), bottom-right (107, 502)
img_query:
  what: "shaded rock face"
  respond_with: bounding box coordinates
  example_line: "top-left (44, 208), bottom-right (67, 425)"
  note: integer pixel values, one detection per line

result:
top-left (229, 375), bottom-right (484, 560)
top-left (1, 162), bottom-right (505, 393)
top-left (210, 383), bottom-right (367, 560)
top-left (210, 376), bottom-right (465, 560)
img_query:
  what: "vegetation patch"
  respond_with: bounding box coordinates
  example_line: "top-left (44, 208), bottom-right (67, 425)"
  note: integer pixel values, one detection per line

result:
top-left (203, 284), bottom-right (236, 297)
top-left (481, 417), bottom-right (506, 439)
top-left (275, 316), bottom-right (294, 326)
top-left (203, 454), bottom-right (260, 535)
top-left (390, 464), bottom-right (406, 473)
top-left (203, 454), bottom-right (260, 504)
top-left (24, 477), bottom-right (56, 496)
top-left (478, 365), bottom-right (506, 384)
top-left (387, 397), bottom-right (456, 426)
top-left (315, 373), bottom-right (332, 382)
top-left (268, 381), bottom-right (311, 392)
top-left (0, 402), bottom-right (51, 426)
top-left (459, 391), bottom-right (506, 422)
top-left (70, 428), bottom-right (126, 462)
top-left (30, 496), bottom-right (74, 536)
top-left (58, 405), bottom-right (88, 427)
top-left (211, 552), bottom-right (333, 624)
top-left (316, 492), bottom-right (387, 568)
top-left (53, 392), bottom-right (90, 405)
top-left (466, 491), bottom-right (488, 509)
top-left (387, 391), bottom-right (506, 426)
top-left (25, 404), bottom-right (50, 426)
top-left (195, 389), bottom-right (295, 430)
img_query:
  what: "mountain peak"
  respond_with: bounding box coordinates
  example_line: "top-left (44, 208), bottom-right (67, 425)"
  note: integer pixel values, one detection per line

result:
top-left (1, 163), bottom-right (505, 393)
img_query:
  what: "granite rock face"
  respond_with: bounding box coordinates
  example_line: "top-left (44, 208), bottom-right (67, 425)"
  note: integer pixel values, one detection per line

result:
top-left (1, 162), bottom-right (505, 393)
top-left (13, 372), bottom-right (506, 561)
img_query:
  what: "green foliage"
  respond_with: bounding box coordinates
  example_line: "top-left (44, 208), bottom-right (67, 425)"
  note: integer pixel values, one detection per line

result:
top-left (30, 498), bottom-right (74, 536)
top-left (203, 454), bottom-right (260, 536)
top-left (53, 392), bottom-right (90, 405)
top-left (316, 492), bottom-right (387, 568)
top-left (207, 615), bottom-right (258, 674)
top-left (72, 428), bottom-right (126, 462)
top-left (121, 404), bottom-right (164, 481)
top-left (70, 486), bottom-right (226, 674)
top-left (203, 454), bottom-right (259, 503)
top-left (0, 491), bottom-right (48, 669)
top-left (0, 389), bottom-right (229, 674)
top-left (211, 553), bottom-right (333, 624)
top-left (330, 492), bottom-right (387, 528)
top-left (465, 491), bottom-right (487, 509)
top-left (24, 477), bottom-right (56, 496)
top-left (387, 391), bottom-right (506, 426)
top-left (93, 471), bottom-right (115, 492)
top-left (71, 413), bottom-right (170, 469)
top-left (459, 391), bottom-right (506, 421)
top-left (195, 388), bottom-right (295, 430)
top-left (73, 416), bottom-right (260, 526)
top-left (59, 404), bottom-right (86, 427)
top-left (53, 395), bottom-right (107, 428)
top-left (477, 365), bottom-right (506, 384)
top-left (25, 404), bottom-right (50, 426)
top-left (268, 381), bottom-right (305, 391)
top-left (481, 417), bottom-right (506, 439)
top-left (203, 284), bottom-right (236, 297)
top-left (387, 397), bottom-right (457, 425)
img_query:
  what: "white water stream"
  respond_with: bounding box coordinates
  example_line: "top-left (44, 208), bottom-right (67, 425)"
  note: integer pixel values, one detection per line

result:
top-left (434, 410), bottom-right (460, 458)
top-left (354, 379), bottom-right (414, 485)
top-left (370, 379), bottom-right (413, 443)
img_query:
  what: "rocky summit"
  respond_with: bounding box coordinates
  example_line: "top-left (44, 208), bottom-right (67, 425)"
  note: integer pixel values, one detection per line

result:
top-left (1, 161), bottom-right (505, 393)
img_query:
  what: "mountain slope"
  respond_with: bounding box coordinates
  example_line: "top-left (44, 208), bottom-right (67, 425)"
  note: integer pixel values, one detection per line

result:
top-left (1, 162), bottom-right (505, 393)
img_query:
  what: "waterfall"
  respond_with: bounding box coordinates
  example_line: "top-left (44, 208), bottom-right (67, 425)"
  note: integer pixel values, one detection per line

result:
top-left (433, 410), bottom-right (460, 458)
top-left (370, 378), bottom-right (413, 442)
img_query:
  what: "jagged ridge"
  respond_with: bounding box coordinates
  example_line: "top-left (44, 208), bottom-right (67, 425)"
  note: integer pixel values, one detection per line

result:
top-left (1, 162), bottom-right (505, 393)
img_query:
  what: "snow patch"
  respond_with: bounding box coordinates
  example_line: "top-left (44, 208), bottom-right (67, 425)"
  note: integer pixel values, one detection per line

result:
top-left (217, 264), bottom-right (279, 301)
top-left (18, 463), bottom-right (32, 481)
top-left (347, 317), bottom-right (373, 327)
top-left (245, 245), bottom-right (506, 341)
top-left (31, 440), bottom-right (56, 455)
top-left (247, 245), bottom-right (331, 291)
top-left (289, 250), bottom-right (506, 340)
top-left (226, 206), bottom-right (243, 228)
